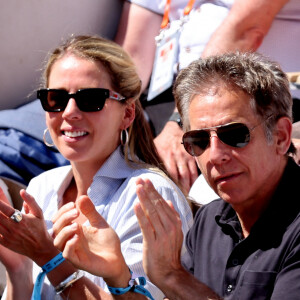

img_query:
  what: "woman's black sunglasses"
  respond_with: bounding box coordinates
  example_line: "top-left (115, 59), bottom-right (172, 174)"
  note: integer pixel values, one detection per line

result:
top-left (37, 88), bottom-right (126, 112)
top-left (182, 122), bottom-right (261, 157)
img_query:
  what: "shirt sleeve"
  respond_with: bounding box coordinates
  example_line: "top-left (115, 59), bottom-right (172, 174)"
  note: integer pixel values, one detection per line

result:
top-left (127, 0), bottom-right (165, 15)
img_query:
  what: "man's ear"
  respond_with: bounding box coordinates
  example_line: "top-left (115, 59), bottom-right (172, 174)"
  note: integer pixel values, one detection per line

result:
top-left (122, 101), bottom-right (135, 130)
top-left (274, 117), bottom-right (292, 155)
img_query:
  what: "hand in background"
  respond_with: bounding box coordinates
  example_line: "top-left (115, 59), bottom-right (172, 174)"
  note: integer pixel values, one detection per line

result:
top-left (292, 138), bottom-right (300, 165)
top-left (154, 121), bottom-right (198, 194)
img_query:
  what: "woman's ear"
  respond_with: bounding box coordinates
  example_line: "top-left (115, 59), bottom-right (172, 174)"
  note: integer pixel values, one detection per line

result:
top-left (122, 101), bottom-right (135, 130)
top-left (274, 117), bottom-right (292, 155)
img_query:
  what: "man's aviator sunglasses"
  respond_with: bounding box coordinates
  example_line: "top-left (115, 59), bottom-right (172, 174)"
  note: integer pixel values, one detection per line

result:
top-left (37, 88), bottom-right (126, 112)
top-left (182, 119), bottom-right (270, 157)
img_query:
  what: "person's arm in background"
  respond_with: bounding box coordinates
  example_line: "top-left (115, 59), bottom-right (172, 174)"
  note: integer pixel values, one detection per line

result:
top-left (115, 1), bottom-right (199, 194)
top-left (201, 0), bottom-right (289, 57)
top-left (115, 1), bottom-right (161, 92)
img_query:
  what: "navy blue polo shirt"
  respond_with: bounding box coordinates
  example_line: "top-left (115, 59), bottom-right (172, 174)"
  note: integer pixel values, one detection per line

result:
top-left (184, 158), bottom-right (300, 300)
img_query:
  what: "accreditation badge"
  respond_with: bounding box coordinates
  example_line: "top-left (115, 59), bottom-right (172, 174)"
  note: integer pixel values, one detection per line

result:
top-left (147, 29), bottom-right (180, 101)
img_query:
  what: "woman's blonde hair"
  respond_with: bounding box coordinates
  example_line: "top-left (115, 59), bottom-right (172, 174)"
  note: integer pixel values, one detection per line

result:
top-left (42, 35), bottom-right (167, 173)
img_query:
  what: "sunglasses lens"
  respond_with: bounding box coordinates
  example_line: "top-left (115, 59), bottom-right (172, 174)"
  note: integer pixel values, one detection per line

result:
top-left (182, 123), bottom-right (251, 157)
top-left (76, 89), bottom-right (109, 112)
top-left (37, 89), bottom-right (110, 112)
top-left (37, 89), bottom-right (68, 112)
top-left (182, 130), bottom-right (210, 156)
top-left (217, 123), bottom-right (250, 148)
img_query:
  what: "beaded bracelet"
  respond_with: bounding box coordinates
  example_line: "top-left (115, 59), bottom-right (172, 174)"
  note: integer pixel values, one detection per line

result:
top-left (107, 270), bottom-right (154, 300)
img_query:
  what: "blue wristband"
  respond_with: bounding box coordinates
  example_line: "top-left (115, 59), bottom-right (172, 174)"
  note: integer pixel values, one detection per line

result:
top-left (31, 252), bottom-right (65, 300)
top-left (108, 270), bottom-right (154, 300)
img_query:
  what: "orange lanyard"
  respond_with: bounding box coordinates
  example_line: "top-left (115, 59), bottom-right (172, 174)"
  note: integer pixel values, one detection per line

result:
top-left (161, 0), bottom-right (196, 29)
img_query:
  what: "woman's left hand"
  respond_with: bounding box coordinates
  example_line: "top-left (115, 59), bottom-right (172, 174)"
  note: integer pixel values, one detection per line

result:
top-left (53, 195), bottom-right (130, 287)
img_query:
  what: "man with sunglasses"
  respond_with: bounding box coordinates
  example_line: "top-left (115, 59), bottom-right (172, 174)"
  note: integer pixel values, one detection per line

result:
top-left (134, 52), bottom-right (300, 300)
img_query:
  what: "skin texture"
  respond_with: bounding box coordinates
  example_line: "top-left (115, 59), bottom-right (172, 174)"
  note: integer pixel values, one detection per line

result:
top-left (115, 0), bottom-right (289, 193)
top-left (133, 85), bottom-right (292, 299)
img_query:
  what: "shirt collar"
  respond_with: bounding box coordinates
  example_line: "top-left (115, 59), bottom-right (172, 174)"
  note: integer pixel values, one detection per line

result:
top-left (55, 147), bottom-right (141, 205)
top-left (93, 146), bottom-right (140, 180)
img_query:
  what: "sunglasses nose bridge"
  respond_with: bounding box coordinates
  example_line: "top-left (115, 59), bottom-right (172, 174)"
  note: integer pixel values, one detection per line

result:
top-left (209, 129), bottom-right (218, 138)
top-left (209, 128), bottom-right (231, 150)
top-left (67, 93), bottom-right (77, 102)
top-left (209, 130), bottom-right (223, 149)
top-left (204, 129), bottom-right (218, 145)
top-left (206, 130), bottom-right (233, 166)
top-left (63, 95), bottom-right (81, 115)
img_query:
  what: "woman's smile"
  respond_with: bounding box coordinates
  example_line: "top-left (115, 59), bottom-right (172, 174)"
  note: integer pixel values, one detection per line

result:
top-left (63, 130), bottom-right (88, 138)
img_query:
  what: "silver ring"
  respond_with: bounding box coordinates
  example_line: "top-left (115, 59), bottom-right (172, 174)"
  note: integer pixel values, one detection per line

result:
top-left (10, 209), bottom-right (22, 223)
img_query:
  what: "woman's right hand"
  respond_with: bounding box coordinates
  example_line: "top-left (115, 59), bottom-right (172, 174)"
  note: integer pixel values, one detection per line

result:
top-left (0, 189), bottom-right (59, 268)
top-left (0, 188), bottom-right (33, 299)
top-left (0, 187), bottom-right (31, 273)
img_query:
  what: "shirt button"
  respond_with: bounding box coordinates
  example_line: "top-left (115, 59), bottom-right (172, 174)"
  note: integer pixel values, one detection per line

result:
top-left (232, 258), bottom-right (239, 266)
top-left (227, 284), bottom-right (233, 293)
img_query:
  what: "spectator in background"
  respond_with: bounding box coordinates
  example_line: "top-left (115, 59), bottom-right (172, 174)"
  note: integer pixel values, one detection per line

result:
top-left (115, 0), bottom-right (300, 194)
top-left (0, 35), bottom-right (192, 300)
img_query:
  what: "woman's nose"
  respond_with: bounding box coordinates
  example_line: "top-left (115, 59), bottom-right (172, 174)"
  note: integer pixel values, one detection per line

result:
top-left (62, 98), bottom-right (82, 119)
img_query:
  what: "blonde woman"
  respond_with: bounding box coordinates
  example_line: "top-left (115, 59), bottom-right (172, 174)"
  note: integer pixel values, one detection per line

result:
top-left (0, 35), bottom-right (192, 300)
